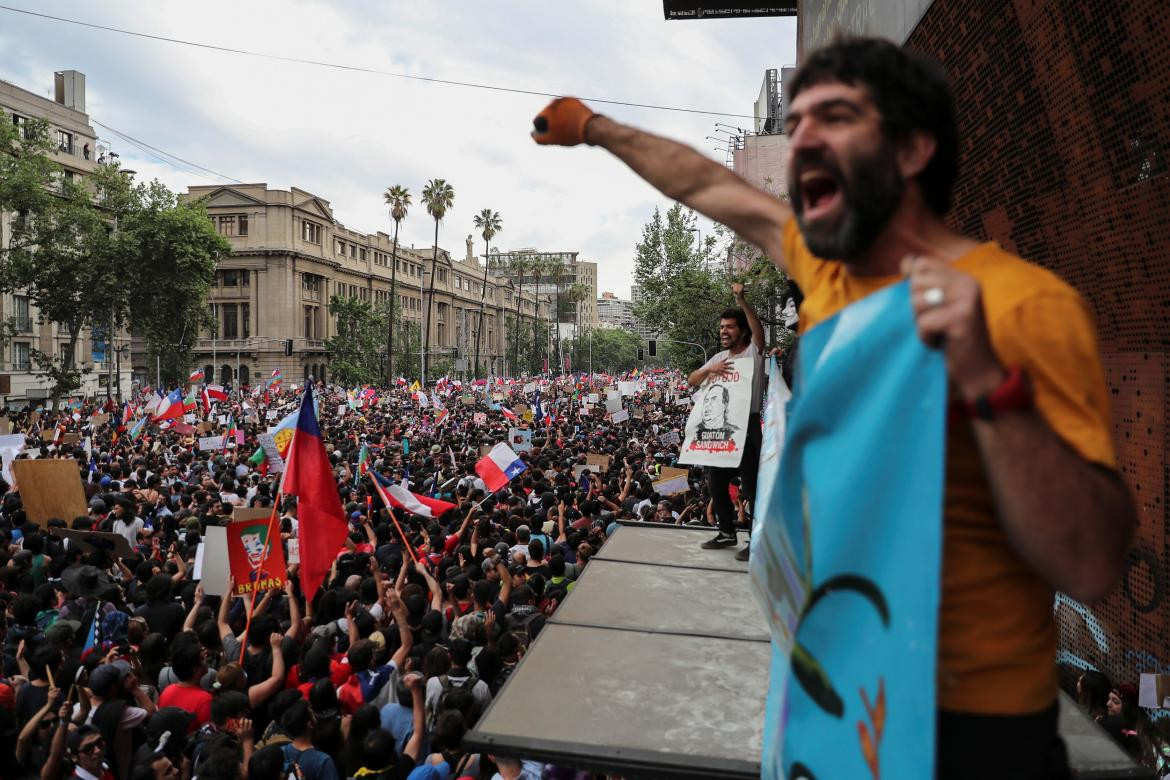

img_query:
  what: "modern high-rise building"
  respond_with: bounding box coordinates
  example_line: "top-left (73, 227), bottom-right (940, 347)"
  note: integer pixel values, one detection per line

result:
top-left (486, 248), bottom-right (600, 339)
top-left (0, 70), bottom-right (132, 404)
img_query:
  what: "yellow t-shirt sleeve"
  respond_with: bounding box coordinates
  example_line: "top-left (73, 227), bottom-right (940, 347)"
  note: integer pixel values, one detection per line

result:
top-left (781, 217), bottom-right (810, 290)
top-left (991, 292), bottom-right (1116, 469)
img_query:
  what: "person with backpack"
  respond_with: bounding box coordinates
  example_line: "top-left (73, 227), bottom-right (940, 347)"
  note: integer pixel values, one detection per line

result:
top-left (424, 639), bottom-right (491, 730)
top-left (278, 698), bottom-right (340, 780)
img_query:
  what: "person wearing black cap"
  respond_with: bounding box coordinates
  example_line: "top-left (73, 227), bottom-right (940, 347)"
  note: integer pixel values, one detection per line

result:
top-left (88, 659), bottom-right (155, 780)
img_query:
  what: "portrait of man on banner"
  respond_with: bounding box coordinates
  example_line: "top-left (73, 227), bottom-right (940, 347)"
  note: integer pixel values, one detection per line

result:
top-left (677, 357), bottom-right (754, 468)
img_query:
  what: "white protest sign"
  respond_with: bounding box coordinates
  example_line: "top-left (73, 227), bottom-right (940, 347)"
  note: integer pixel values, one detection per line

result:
top-left (606, 389), bottom-right (620, 402)
top-left (256, 433), bottom-right (285, 472)
top-left (217, 415), bottom-right (228, 425)
top-left (605, 397), bottom-right (623, 414)
top-left (677, 357), bottom-right (754, 467)
top-left (198, 435), bottom-right (226, 451)
top-left (658, 430), bottom-right (681, 447)
top-left (287, 538), bottom-right (300, 565)
top-left (523, 383), bottom-right (536, 395)
top-left (587, 393), bottom-right (600, 404)
top-left (183, 414), bottom-right (196, 424)
top-left (618, 381), bottom-right (638, 397)
top-left (0, 433), bottom-right (26, 486)
top-left (509, 428), bottom-right (533, 453)
top-left (610, 409), bottom-right (630, 424)
top-left (198, 525), bottom-right (230, 596)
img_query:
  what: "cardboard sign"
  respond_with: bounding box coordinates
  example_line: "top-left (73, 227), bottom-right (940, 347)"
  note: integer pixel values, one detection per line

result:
top-left (610, 409), bottom-right (630, 424)
top-left (586, 453), bottom-right (611, 473)
top-left (197, 525), bottom-right (230, 596)
top-left (522, 409), bottom-right (535, 423)
top-left (198, 435), bottom-right (225, 451)
top-left (50, 526), bottom-right (133, 559)
top-left (227, 513), bottom-right (287, 596)
top-left (196, 422), bottom-right (214, 435)
top-left (461, 394), bottom-right (475, 406)
top-left (41, 430), bottom-right (56, 442)
top-left (631, 409), bottom-right (644, 420)
top-left (652, 466), bottom-right (690, 496)
top-left (12, 459), bottom-right (88, 527)
top-left (480, 444), bottom-right (492, 456)
top-left (572, 464), bottom-right (591, 481)
top-left (89, 413), bottom-right (109, 427)
top-left (659, 430), bottom-right (681, 447)
top-left (492, 393), bottom-right (505, 401)
top-left (62, 433), bottom-right (81, 445)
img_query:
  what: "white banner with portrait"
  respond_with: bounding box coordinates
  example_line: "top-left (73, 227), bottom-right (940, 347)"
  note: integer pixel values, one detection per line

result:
top-left (677, 357), bottom-right (754, 468)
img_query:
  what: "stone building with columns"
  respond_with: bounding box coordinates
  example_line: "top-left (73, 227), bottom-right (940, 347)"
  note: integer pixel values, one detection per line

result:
top-left (164, 183), bottom-right (549, 386)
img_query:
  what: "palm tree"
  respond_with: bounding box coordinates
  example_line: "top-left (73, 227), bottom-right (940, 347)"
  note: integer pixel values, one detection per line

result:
top-left (382, 184), bottom-right (411, 382)
top-left (509, 255), bottom-right (529, 375)
top-left (420, 179), bottom-right (454, 387)
top-left (472, 208), bottom-right (502, 380)
top-left (530, 256), bottom-right (548, 374)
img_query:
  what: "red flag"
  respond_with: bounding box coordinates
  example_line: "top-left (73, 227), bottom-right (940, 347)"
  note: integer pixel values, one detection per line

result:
top-left (283, 382), bottom-right (348, 601)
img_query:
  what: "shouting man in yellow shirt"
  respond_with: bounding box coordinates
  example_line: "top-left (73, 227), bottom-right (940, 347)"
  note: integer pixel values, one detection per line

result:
top-left (533, 36), bottom-right (1135, 778)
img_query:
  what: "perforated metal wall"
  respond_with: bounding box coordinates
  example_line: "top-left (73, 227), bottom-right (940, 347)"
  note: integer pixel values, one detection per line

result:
top-left (903, 0), bottom-right (1170, 688)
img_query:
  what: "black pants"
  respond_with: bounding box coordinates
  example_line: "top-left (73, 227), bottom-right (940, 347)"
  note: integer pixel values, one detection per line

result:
top-left (705, 412), bottom-right (761, 537)
top-left (937, 703), bottom-right (1070, 780)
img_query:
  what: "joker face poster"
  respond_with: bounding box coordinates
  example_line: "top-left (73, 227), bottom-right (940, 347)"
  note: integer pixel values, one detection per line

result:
top-left (227, 516), bottom-right (287, 596)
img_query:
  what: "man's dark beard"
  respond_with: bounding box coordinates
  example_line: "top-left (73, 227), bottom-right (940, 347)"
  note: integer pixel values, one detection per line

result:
top-left (788, 141), bottom-right (904, 261)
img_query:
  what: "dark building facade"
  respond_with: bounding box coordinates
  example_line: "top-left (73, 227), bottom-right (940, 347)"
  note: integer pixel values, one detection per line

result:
top-left (799, 0), bottom-right (1170, 690)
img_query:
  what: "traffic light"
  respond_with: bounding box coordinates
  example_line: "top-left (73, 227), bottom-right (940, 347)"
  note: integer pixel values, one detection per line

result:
top-left (648, 340), bottom-right (657, 357)
top-left (284, 339), bottom-right (293, 356)
top-left (638, 347), bottom-right (644, 361)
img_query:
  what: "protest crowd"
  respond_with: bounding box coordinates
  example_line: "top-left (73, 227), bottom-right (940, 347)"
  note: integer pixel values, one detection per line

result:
top-left (0, 370), bottom-right (734, 780)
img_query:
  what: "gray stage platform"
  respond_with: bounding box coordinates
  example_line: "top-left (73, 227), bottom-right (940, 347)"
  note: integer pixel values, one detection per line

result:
top-left (466, 524), bottom-right (766, 779)
top-left (465, 524), bottom-right (1151, 779)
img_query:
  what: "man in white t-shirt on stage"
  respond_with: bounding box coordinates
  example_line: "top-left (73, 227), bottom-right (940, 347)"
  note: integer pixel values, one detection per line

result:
top-left (688, 282), bottom-right (765, 560)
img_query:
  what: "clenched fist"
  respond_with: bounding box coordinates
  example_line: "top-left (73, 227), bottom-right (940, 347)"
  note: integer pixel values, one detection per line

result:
top-left (532, 97), bottom-right (597, 146)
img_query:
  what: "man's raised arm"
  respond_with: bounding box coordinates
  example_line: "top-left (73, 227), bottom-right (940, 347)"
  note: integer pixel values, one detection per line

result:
top-left (532, 98), bottom-right (792, 270)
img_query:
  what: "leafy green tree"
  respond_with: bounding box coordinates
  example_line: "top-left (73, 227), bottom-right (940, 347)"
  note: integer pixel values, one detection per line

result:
top-left (382, 184), bottom-right (410, 381)
top-left (325, 295), bottom-right (394, 385)
top-left (632, 204), bottom-right (730, 371)
top-left (563, 327), bottom-right (640, 375)
top-left (472, 208), bottom-right (501, 379)
top-left (421, 178), bottom-right (454, 386)
top-left (506, 256), bottom-right (531, 373)
top-left (123, 182), bottom-right (228, 386)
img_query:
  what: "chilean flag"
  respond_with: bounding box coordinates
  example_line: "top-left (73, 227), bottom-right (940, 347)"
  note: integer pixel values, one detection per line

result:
top-left (475, 443), bottom-right (527, 492)
top-left (188, 368), bottom-right (204, 383)
top-left (500, 406), bottom-right (519, 423)
top-left (284, 382), bottom-right (349, 601)
top-left (371, 471), bottom-right (457, 518)
top-left (153, 388), bottom-right (185, 422)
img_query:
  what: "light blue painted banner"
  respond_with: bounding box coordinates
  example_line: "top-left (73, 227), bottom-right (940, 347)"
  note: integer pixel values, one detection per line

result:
top-left (751, 281), bottom-right (947, 780)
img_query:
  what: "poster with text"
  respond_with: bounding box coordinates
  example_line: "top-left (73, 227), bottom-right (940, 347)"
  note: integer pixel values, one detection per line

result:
top-left (226, 514), bottom-right (287, 596)
top-left (677, 357), bottom-right (754, 467)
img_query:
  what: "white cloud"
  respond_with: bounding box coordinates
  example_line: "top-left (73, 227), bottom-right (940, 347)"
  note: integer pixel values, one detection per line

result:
top-left (0, 1), bottom-right (796, 298)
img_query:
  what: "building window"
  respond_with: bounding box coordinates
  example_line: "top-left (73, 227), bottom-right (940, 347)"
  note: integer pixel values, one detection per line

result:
top-left (222, 303), bottom-right (238, 339)
top-left (222, 270), bottom-right (238, 286)
top-left (302, 220), bottom-right (321, 244)
top-left (438, 269), bottom-right (448, 283)
top-left (337, 240), bottom-right (346, 255)
top-left (350, 245), bottom-right (357, 259)
top-left (304, 306), bottom-right (312, 339)
top-left (12, 296), bottom-right (31, 332)
top-left (241, 270), bottom-right (249, 287)
top-left (437, 302), bottom-right (448, 321)
top-left (359, 248), bottom-right (367, 261)
top-left (242, 303), bottom-right (250, 338)
top-left (57, 130), bottom-right (73, 154)
top-left (13, 342), bottom-right (29, 371)
top-left (60, 342), bottom-right (73, 366)
top-left (238, 214), bottom-right (248, 235)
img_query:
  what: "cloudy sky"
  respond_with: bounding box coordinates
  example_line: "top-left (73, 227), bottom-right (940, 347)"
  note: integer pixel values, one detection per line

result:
top-left (0, 2), bottom-right (796, 298)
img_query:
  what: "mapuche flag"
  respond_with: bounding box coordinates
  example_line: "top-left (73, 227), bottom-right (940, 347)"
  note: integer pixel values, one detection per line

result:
top-left (283, 382), bottom-right (348, 601)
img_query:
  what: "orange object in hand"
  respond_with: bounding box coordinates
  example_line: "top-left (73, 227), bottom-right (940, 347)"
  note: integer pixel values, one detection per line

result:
top-left (532, 97), bottom-right (597, 146)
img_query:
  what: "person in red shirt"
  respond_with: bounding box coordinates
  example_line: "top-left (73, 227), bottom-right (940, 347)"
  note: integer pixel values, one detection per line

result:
top-left (157, 640), bottom-right (212, 730)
